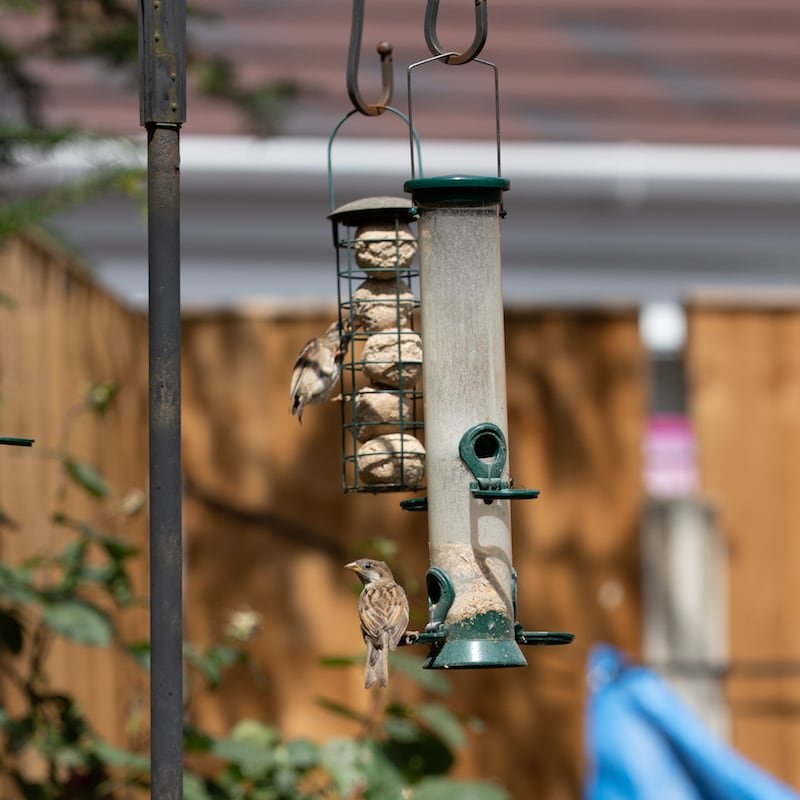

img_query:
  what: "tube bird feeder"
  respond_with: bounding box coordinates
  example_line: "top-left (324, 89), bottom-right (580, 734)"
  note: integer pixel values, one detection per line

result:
top-left (404, 175), bottom-right (573, 668)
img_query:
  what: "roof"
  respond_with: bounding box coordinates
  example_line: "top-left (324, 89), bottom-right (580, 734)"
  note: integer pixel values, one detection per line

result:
top-left (7, 0), bottom-right (800, 145)
top-left (4, 2), bottom-right (800, 318)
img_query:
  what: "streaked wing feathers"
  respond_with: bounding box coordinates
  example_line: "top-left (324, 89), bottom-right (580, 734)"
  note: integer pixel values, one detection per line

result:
top-left (358, 581), bottom-right (409, 651)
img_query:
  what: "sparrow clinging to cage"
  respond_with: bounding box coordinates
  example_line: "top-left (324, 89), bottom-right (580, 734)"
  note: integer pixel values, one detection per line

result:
top-left (345, 558), bottom-right (409, 689)
top-left (289, 320), bottom-right (352, 423)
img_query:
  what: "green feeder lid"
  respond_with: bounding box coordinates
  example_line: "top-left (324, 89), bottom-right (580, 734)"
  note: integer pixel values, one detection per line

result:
top-left (328, 196), bottom-right (414, 225)
top-left (404, 175), bottom-right (510, 205)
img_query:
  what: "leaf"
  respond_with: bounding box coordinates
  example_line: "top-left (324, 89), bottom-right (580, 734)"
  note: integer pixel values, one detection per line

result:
top-left (183, 772), bottom-right (214, 800)
top-left (229, 719), bottom-right (279, 748)
top-left (359, 740), bottom-right (407, 800)
top-left (99, 535), bottom-right (139, 561)
top-left (390, 652), bottom-right (451, 696)
top-left (415, 704), bottom-right (466, 750)
top-left (51, 745), bottom-right (88, 769)
top-left (0, 609), bottom-right (24, 654)
top-left (284, 738), bottom-right (319, 770)
top-left (60, 539), bottom-right (88, 568)
top-left (58, 540), bottom-right (88, 590)
top-left (0, 291), bottom-right (19, 310)
top-left (318, 654), bottom-right (361, 668)
top-left (125, 640), bottom-right (150, 670)
top-left (0, 564), bottom-right (42, 605)
top-left (381, 728), bottom-right (453, 782)
top-left (64, 459), bottom-right (109, 498)
top-left (185, 644), bottom-right (243, 689)
top-left (84, 381), bottom-right (118, 417)
top-left (209, 720), bottom-right (280, 779)
top-left (3, 715), bottom-right (34, 753)
top-left (412, 778), bottom-right (510, 800)
top-left (42, 600), bottom-right (112, 646)
top-left (91, 740), bottom-right (149, 771)
top-left (315, 696), bottom-right (369, 724)
top-left (87, 564), bottom-right (134, 606)
top-left (10, 771), bottom-right (49, 800)
top-left (383, 716), bottom-right (421, 743)
top-left (320, 738), bottom-right (368, 797)
top-left (211, 737), bottom-right (275, 779)
top-left (183, 724), bottom-right (214, 753)
top-left (321, 739), bottom-right (407, 799)
top-left (51, 513), bottom-right (139, 563)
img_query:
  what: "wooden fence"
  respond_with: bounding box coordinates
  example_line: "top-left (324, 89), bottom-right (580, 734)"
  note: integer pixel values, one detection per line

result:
top-left (687, 299), bottom-right (800, 787)
top-left (7, 232), bottom-right (799, 796)
top-left (180, 307), bottom-right (645, 799)
top-left (0, 232), bottom-right (150, 760)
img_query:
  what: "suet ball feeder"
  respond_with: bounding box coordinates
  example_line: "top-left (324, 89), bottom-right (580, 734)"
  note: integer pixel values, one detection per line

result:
top-left (329, 196), bottom-right (426, 493)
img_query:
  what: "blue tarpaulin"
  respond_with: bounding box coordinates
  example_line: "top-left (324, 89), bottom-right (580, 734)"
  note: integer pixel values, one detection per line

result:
top-left (585, 644), bottom-right (799, 800)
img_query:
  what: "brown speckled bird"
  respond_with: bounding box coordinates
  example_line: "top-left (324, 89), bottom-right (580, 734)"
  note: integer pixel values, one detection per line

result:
top-left (345, 558), bottom-right (409, 689)
top-left (289, 320), bottom-right (351, 423)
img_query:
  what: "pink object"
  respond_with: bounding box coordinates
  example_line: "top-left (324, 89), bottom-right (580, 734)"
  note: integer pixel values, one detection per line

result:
top-left (644, 414), bottom-right (698, 498)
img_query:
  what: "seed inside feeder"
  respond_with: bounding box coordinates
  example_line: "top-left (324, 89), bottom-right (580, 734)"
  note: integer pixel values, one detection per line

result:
top-left (354, 223), bottom-right (417, 279)
top-left (351, 279), bottom-right (416, 331)
top-left (361, 329), bottom-right (422, 388)
top-left (357, 433), bottom-right (425, 486)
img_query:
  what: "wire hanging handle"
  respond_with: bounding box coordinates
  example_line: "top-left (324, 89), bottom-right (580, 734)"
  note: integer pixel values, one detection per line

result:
top-left (327, 107), bottom-right (424, 210)
top-left (347, 0), bottom-right (393, 115)
top-left (424, 0), bottom-right (488, 65)
top-left (407, 53), bottom-right (501, 179)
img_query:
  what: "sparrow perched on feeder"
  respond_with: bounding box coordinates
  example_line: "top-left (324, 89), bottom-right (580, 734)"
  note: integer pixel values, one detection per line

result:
top-left (345, 558), bottom-right (409, 689)
top-left (289, 320), bottom-right (352, 423)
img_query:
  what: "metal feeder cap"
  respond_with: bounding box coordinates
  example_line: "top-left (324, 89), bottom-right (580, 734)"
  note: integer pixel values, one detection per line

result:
top-left (404, 175), bottom-right (510, 205)
top-left (328, 196), bottom-right (414, 225)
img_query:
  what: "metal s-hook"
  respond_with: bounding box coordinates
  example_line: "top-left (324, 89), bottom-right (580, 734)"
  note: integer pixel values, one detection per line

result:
top-left (424, 0), bottom-right (488, 65)
top-left (347, 0), bottom-right (393, 116)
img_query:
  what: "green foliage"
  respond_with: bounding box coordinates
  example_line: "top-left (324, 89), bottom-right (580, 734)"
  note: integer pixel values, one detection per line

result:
top-left (83, 382), bottom-right (118, 418)
top-left (0, 121), bottom-right (81, 167)
top-left (183, 716), bottom-right (507, 800)
top-left (41, 600), bottom-right (113, 647)
top-left (0, 0), bottom-right (301, 240)
top-left (184, 642), bottom-right (246, 690)
top-left (0, 1), bottom-right (300, 153)
top-left (0, 289), bottom-right (19, 309)
top-left (63, 459), bottom-right (110, 499)
top-left (0, 387), bottom-right (149, 798)
top-left (0, 383), bottom-right (509, 799)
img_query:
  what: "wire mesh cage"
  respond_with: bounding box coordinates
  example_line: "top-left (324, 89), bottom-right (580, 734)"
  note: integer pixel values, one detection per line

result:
top-left (328, 196), bottom-right (425, 493)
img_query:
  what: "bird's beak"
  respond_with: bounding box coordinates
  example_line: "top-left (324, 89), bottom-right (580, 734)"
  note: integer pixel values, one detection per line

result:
top-left (344, 561), bottom-right (360, 573)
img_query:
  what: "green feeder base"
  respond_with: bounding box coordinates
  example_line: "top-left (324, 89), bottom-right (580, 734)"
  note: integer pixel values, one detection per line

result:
top-left (424, 637), bottom-right (527, 669)
top-left (421, 609), bottom-right (527, 669)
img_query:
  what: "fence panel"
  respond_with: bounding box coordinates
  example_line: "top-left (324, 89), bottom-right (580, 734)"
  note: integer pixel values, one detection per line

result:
top-left (688, 301), bottom-right (800, 786)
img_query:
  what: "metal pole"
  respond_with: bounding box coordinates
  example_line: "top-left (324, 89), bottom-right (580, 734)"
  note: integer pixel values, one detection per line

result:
top-left (139, 0), bottom-right (186, 797)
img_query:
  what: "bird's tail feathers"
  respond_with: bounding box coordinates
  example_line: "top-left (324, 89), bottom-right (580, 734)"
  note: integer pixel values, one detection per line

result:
top-left (290, 398), bottom-right (304, 423)
top-left (364, 641), bottom-right (388, 689)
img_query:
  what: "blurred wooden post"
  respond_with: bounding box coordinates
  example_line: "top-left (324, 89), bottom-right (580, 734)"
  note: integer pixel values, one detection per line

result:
top-left (642, 497), bottom-right (729, 739)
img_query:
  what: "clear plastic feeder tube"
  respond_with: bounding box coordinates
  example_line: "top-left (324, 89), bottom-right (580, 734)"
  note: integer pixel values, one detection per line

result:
top-left (405, 175), bottom-right (525, 668)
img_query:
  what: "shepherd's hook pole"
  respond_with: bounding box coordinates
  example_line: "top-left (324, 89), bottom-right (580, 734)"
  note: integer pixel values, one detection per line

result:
top-left (138, 0), bottom-right (186, 797)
